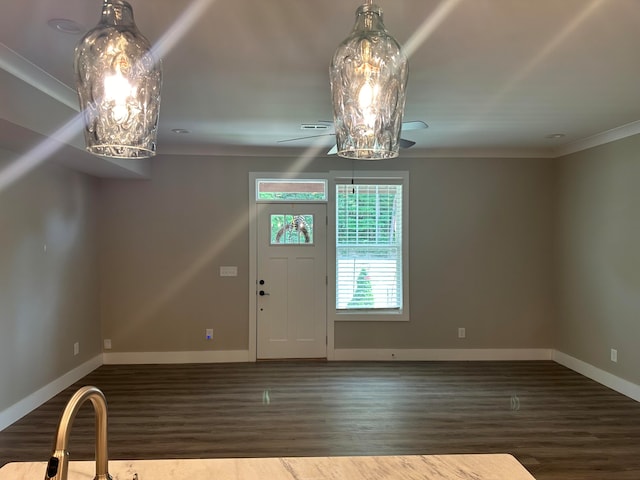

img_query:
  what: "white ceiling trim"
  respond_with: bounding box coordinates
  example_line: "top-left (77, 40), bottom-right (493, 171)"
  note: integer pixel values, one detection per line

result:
top-left (553, 120), bottom-right (640, 158)
top-left (1, 44), bottom-right (152, 179)
top-left (0, 42), bottom-right (78, 111)
top-left (398, 147), bottom-right (558, 159)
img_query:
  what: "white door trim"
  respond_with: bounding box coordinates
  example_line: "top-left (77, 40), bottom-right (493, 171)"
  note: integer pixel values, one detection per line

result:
top-left (248, 172), bottom-right (333, 362)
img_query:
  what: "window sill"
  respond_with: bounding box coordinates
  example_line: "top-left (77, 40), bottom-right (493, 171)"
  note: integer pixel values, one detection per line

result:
top-left (334, 310), bottom-right (409, 322)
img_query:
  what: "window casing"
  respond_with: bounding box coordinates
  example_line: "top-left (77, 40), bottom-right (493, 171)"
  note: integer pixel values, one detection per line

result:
top-left (329, 171), bottom-right (409, 321)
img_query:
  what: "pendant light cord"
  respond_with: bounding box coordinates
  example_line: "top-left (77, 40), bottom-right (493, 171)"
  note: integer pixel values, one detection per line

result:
top-left (351, 160), bottom-right (355, 194)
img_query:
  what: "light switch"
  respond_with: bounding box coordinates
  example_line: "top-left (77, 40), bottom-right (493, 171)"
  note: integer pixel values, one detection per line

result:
top-left (220, 266), bottom-right (238, 277)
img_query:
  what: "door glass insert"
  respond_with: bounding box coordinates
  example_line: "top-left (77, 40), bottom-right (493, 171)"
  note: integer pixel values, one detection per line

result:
top-left (270, 214), bottom-right (314, 244)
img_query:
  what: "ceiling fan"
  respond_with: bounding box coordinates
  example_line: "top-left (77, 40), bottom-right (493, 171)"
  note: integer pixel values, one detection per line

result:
top-left (278, 120), bottom-right (428, 155)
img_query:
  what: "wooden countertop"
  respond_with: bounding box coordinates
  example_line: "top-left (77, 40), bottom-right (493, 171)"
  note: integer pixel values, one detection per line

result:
top-left (1, 454), bottom-right (535, 479)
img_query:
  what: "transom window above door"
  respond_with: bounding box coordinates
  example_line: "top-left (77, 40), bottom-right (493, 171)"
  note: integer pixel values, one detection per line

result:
top-left (256, 179), bottom-right (327, 202)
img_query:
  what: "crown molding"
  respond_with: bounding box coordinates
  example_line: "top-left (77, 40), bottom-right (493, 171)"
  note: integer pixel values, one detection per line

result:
top-left (0, 42), bottom-right (78, 111)
top-left (553, 120), bottom-right (640, 158)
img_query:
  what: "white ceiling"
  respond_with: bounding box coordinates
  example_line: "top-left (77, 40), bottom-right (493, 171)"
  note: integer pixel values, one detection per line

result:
top-left (2, 0), bottom-right (640, 177)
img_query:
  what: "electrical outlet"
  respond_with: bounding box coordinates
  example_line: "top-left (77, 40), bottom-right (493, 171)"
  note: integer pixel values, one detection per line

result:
top-left (458, 327), bottom-right (466, 339)
top-left (205, 328), bottom-right (214, 340)
top-left (611, 348), bottom-right (618, 363)
top-left (104, 339), bottom-right (112, 350)
top-left (73, 342), bottom-right (79, 356)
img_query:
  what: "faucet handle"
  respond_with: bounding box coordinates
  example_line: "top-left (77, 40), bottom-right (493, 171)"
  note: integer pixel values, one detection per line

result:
top-left (45, 456), bottom-right (60, 478)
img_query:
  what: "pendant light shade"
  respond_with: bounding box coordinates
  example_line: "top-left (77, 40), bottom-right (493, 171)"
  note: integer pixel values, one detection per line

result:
top-left (74, 0), bottom-right (162, 159)
top-left (330, 2), bottom-right (408, 160)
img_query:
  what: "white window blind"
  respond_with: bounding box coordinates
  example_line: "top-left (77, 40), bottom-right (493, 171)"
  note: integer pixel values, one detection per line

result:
top-left (336, 183), bottom-right (403, 310)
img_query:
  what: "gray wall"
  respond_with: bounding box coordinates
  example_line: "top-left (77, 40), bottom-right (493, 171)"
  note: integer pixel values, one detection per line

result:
top-left (98, 155), bottom-right (556, 352)
top-left (4, 135), bottom-right (640, 416)
top-left (98, 156), bottom-right (252, 352)
top-left (0, 150), bottom-right (100, 413)
top-left (337, 157), bottom-right (556, 348)
top-left (556, 135), bottom-right (640, 385)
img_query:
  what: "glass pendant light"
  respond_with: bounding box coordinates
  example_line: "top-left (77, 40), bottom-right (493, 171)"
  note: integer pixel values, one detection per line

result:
top-left (74, 0), bottom-right (162, 159)
top-left (330, 1), bottom-right (408, 160)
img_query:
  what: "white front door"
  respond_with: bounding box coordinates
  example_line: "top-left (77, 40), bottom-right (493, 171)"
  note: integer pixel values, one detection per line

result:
top-left (257, 203), bottom-right (327, 359)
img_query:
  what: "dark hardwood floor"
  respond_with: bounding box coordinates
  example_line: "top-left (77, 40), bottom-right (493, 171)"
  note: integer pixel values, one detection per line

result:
top-left (1, 361), bottom-right (639, 479)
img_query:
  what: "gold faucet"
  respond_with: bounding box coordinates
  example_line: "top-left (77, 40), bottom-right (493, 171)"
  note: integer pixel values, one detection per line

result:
top-left (44, 386), bottom-right (112, 480)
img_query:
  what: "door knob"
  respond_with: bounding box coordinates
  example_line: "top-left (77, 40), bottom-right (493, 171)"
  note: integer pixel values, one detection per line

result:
top-left (259, 290), bottom-right (270, 296)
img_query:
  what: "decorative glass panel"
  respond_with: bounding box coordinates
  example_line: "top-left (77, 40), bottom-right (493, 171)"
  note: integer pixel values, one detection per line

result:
top-left (257, 179), bottom-right (327, 201)
top-left (270, 214), bottom-right (314, 245)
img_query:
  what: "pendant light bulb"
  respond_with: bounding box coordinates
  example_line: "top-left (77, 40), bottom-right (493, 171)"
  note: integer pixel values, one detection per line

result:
top-left (74, 0), bottom-right (162, 159)
top-left (330, 2), bottom-right (408, 160)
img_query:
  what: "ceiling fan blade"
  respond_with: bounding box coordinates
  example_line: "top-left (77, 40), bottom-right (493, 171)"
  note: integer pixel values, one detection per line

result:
top-left (278, 133), bottom-right (336, 143)
top-left (399, 138), bottom-right (416, 149)
top-left (317, 120), bottom-right (426, 128)
top-left (401, 120), bottom-right (428, 131)
top-left (283, 120), bottom-right (426, 149)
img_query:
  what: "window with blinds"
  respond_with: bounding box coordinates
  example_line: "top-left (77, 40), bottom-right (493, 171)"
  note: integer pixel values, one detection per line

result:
top-left (336, 183), bottom-right (403, 311)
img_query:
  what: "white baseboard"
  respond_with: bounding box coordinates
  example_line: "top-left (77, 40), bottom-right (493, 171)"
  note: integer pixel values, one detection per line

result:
top-left (103, 350), bottom-right (250, 364)
top-left (333, 348), bottom-right (554, 361)
top-left (0, 355), bottom-right (102, 432)
top-left (106, 348), bottom-right (552, 364)
top-left (553, 350), bottom-right (640, 402)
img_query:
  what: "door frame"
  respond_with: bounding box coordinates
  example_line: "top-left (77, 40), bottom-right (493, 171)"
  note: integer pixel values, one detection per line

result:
top-left (248, 172), bottom-right (335, 362)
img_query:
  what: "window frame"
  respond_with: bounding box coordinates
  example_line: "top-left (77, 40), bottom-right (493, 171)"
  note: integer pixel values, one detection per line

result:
top-left (328, 170), bottom-right (410, 322)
